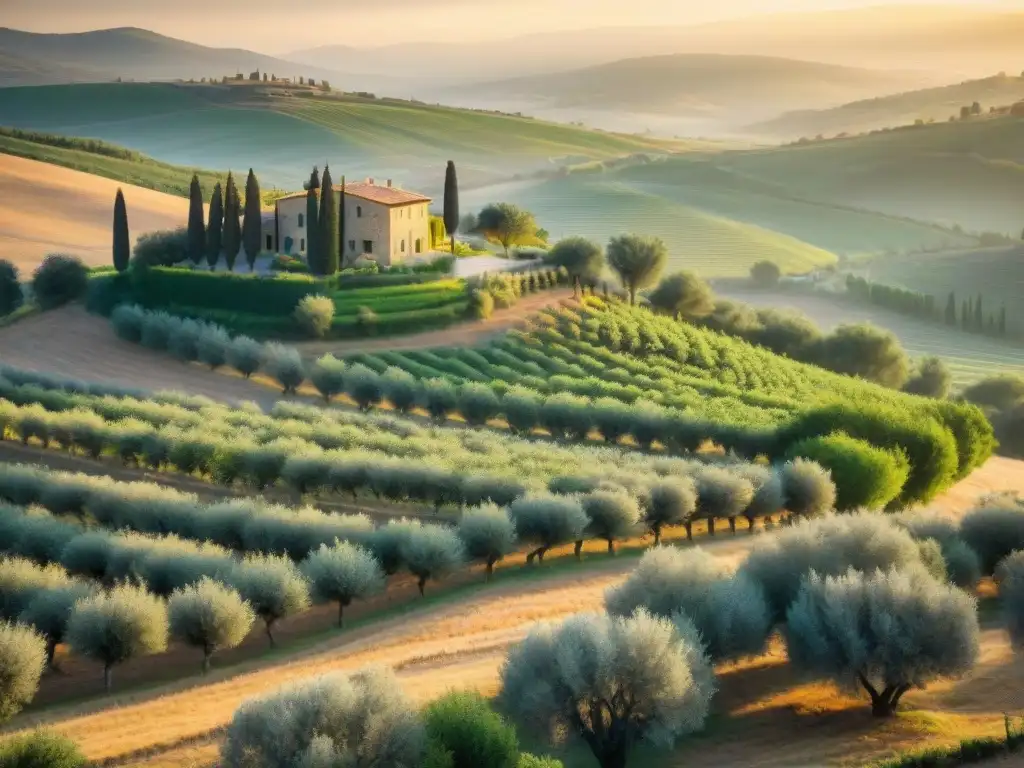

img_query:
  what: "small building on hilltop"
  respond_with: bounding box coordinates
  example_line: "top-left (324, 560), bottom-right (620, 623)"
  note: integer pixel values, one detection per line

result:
top-left (273, 178), bottom-right (432, 267)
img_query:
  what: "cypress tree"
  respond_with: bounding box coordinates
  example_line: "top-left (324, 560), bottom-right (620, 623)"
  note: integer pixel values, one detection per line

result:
top-left (339, 175), bottom-right (346, 268)
top-left (944, 292), bottom-right (956, 326)
top-left (206, 182), bottom-right (223, 270)
top-left (222, 172), bottom-right (240, 271)
top-left (112, 188), bottom-right (130, 273)
top-left (1000, 305), bottom-right (1008, 337)
top-left (974, 293), bottom-right (983, 332)
top-left (961, 299), bottom-right (970, 331)
top-left (443, 160), bottom-right (460, 257)
top-left (319, 165), bottom-right (339, 275)
top-left (305, 167), bottom-right (320, 272)
top-left (242, 168), bottom-right (262, 271)
top-left (187, 173), bottom-right (205, 267)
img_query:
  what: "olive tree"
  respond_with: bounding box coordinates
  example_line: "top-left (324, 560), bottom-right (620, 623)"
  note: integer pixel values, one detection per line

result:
top-left (229, 555), bottom-right (311, 646)
top-left (221, 666), bottom-right (426, 768)
top-left (420, 378), bottom-right (459, 423)
top-left (606, 234), bottom-right (668, 306)
top-left (499, 610), bottom-right (714, 768)
top-left (402, 525), bottom-right (465, 596)
top-left (646, 272), bottom-right (714, 321)
top-left (739, 513), bottom-right (940, 622)
top-left (900, 513), bottom-right (982, 589)
top-left (780, 458), bottom-right (835, 520)
top-left (997, 551), bottom-right (1024, 648)
top-left (65, 583), bottom-right (169, 691)
top-left (739, 466), bottom-right (785, 532)
top-left (344, 363), bottom-right (385, 411)
top-left (959, 503), bottom-right (1024, 574)
top-left (458, 505), bottom-right (517, 580)
top-left (0, 622), bottom-right (46, 721)
top-left (310, 354), bottom-right (346, 403)
top-left (695, 467), bottom-right (753, 537)
top-left (509, 495), bottom-right (589, 564)
top-left (459, 383), bottom-right (501, 427)
top-left (581, 490), bottom-right (640, 555)
top-left (605, 547), bottom-right (772, 663)
top-left (643, 479), bottom-right (697, 545)
top-left (547, 237), bottom-right (604, 296)
top-left (168, 578), bottom-right (256, 673)
top-left (425, 690), bottom-right (519, 768)
top-left (501, 386), bottom-right (541, 436)
top-left (383, 367), bottom-right (419, 414)
top-left (18, 582), bottom-right (95, 669)
top-left (227, 336), bottom-right (263, 379)
top-left (197, 325), bottom-right (231, 370)
top-left (784, 568), bottom-right (978, 717)
top-left (262, 343), bottom-right (305, 395)
top-left (301, 542), bottom-right (385, 626)
top-left (368, 518), bottom-right (421, 576)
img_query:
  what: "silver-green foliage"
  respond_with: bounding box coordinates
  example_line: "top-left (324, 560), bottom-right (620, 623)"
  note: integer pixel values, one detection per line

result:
top-left (229, 554), bottom-right (310, 646)
top-left (382, 367), bottom-right (418, 414)
top-left (0, 557), bottom-right (71, 620)
top-left (959, 503), bottom-right (1024, 575)
top-left (900, 513), bottom-right (982, 589)
top-left (295, 295), bottom-right (335, 339)
top-left (695, 467), bottom-right (753, 532)
top-left (401, 525), bottom-right (465, 595)
top-left (739, 513), bottom-right (934, 621)
top-left (19, 582), bottom-right (95, 667)
top-left (780, 458), bottom-right (836, 518)
top-left (499, 610), bottom-right (714, 767)
top-left (227, 336), bottom-right (263, 379)
top-left (643, 479), bottom-right (697, 544)
top-left (221, 666), bottom-right (425, 768)
top-left (508, 495), bottom-right (588, 563)
top-left (65, 582), bottom-right (168, 690)
top-left (582, 489), bottom-right (640, 553)
top-left (168, 577), bottom-right (256, 672)
top-left (605, 547), bottom-right (771, 662)
top-left (458, 504), bottom-right (517, 578)
top-left (197, 324), bottom-right (231, 369)
top-left (0, 622), bottom-right (46, 721)
top-left (344, 363), bottom-right (385, 411)
top-left (998, 551), bottom-right (1024, 651)
top-left (301, 542), bottom-right (384, 626)
top-left (262, 343), bottom-right (306, 395)
top-left (784, 567), bottom-right (978, 716)
top-left (310, 355), bottom-right (346, 402)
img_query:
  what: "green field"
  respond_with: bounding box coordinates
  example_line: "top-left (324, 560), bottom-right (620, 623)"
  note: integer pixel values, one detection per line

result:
top-left (0, 82), bottom-right (692, 191)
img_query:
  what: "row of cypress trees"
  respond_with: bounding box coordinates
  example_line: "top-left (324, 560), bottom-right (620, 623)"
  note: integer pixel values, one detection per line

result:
top-left (943, 291), bottom-right (1008, 338)
top-left (303, 165), bottom-right (342, 276)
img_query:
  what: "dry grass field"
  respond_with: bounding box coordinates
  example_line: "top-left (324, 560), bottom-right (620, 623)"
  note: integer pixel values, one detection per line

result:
top-left (0, 153), bottom-right (190, 273)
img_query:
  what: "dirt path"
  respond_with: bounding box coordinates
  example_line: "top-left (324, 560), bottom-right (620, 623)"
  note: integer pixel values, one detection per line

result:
top-left (0, 154), bottom-right (191, 273)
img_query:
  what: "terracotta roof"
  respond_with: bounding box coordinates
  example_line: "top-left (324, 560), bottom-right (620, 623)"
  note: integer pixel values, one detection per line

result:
top-left (275, 181), bottom-right (431, 207)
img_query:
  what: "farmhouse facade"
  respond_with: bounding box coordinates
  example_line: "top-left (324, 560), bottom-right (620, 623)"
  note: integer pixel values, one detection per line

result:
top-left (273, 179), bottom-right (432, 267)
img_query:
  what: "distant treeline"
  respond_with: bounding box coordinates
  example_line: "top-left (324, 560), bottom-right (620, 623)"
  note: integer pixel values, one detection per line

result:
top-left (845, 276), bottom-right (1008, 339)
top-left (0, 126), bottom-right (142, 162)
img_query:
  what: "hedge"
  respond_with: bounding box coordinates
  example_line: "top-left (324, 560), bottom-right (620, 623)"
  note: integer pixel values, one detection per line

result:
top-left (132, 267), bottom-right (326, 316)
top-left (330, 279), bottom-right (465, 301)
top-left (331, 289), bottom-right (467, 316)
top-left (785, 432), bottom-right (909, 511)
top-left (333, 272), bottom-right (445, 290)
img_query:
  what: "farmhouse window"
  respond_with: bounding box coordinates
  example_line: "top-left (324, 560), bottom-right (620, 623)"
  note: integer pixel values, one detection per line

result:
top-left (401, 240), bottom-right (406, 252)
top-left (298, 214), bottom-right (304, 227)
top-left (363, 240), bottom-right (373, 254)
top-left (349, 240), bottom-right (356, 251)
top-left (415, 239), bottom-right (422, 253)
top-left (300, 238), bottom-right (305, 251)
top-left (357, 206), bottom-right (362, 218)
top-left (265, 235), bottom-right (272, 250)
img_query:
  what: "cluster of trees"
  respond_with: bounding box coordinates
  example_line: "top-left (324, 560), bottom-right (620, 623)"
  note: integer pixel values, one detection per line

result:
top-left (215, 508), bottom-right (1015, 768)
top-left (845, 276), bottom-right (1008, 340)
top-left (546, 234), bottom-right (668, 305)
top-left (467, 266), bottom-right (569, 319)
top-left (0, 253), bottom-right (90, 317)
top-left (962, 374), bottom-right (1024, 458)
top-left (462, 203), bottom-right (544, 257)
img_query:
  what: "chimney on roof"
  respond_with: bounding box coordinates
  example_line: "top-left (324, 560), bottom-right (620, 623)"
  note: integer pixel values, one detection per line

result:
top-left (386, 179), bottom-right (393, 188)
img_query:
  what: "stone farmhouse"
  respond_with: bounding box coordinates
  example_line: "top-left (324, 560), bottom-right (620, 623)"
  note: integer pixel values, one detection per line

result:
top-left (270, 178), bottom-right (432, 267)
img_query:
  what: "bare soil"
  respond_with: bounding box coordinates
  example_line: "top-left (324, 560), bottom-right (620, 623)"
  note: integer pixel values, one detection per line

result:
top-left (0, 154), bottom-right (191, 273)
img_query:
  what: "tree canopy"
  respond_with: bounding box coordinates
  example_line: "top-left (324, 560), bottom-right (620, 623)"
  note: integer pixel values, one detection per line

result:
top-left (607, 234), bottom-right (668, 305)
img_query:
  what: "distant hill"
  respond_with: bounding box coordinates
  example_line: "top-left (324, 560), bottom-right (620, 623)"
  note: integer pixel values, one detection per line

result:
top-left (753, 73), bottom-right (1024, 138)
top-left (0, 27), bottom-right (397, 92)
top-left (450, 54), bottom-right (918, 122)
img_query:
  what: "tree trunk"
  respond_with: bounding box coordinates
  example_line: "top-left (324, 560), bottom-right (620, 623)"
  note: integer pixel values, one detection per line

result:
top-left (629, 288), bottom-right (636, 306)
top-left (728, 517), bottom-right (737, 535)
top-left (45, 637), bottom-right (58, 670)
top-left (684, 521), bottom-right (693, 541)
top-left (574, 540), bottom-right (583, 559)
top-left (859, 674), bottom-right (910, 718)
top-left (202, 651), bottom-right (211, 675)
top-left (596, 741), bottom-right (628, 768)
top-left (485, 558), bottom-right (495, 581)
top-left (607, 539), bottom-right (615, 554)
top-left (708, 518), bottom-right (716, 536)
top-left (744, 515), bottom-right (756, 534)
top-left (338, 601), bottom-right (346, 628)
top-left (417, 576), bottom-right (427, 596)
top-left (652, 526), bottom-right (662, 546)
top-left (573, 276), bottom-right (581, 300)
top-left (450, 234), bottom-right (456, 259)
top-left (265, 620), bottom-right (276, 648)
top-left (104, 664), bottom-right (113, 693)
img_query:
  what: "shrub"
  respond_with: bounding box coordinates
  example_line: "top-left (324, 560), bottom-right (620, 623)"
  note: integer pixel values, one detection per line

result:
top-left (110, 305), bottom-right (144, 344)
top-left (225, 335), bottom-right (263, 378)
top-left (509, 495), bottom-right (589, 563)
top-left (517, 756), bottom-right (563, 768)
top-left (779, 458), bottom-right (836, 518)
top-left (382, 367), bottom-right (419, 414)
top-left (229, 554), bottom-right (310, 646)
top-left (963, 374), bottom-right (1024, 412)
top-left (750, 308), bottom-right (823, 359)
top-left (960, 504), bottom-right (1024, 574)
top-left (606, 546), bottom-right (771, 662)
top-left (784, 568), bottom-right (978, 717)
top-left (168, 318), bottom-right (203, 362)
top-left (816, 323), bottom-right (910, 389)
top-left (739, 513), bottom-right (938, 621)
top-left (196, 324), bottom-right (231, 369)
top-left (18, 582), bottom-right (94, 669)
top-left (425, 690), bottom-right (519, 768)
top-left (0, 731), bottom-right (86, 768)
top-left (785, 432), bottom-right (908, 511)
top-left (139, 309), bottom-right (176, 351)
top-left (750, 260), bottom-right (781, 287)
top-left (459, 383), bottom-right (501, 427)
top-left (168, 578), bottom-right (256, 673)
top-left (367, 518), bottom-right (420, 576)
top-left (309, 354), bottom-right (346, 402)
top-left (295, 294), bottom-right (335, 338)
top-left (540, 392), bottom-right (592, 441)
top-left (546, 236), bottom-right (604, 287)
top-left (581, 489), bottom-right (640, 554)
top-left (344, 363), bottom-right (385, 411)
top-left (458, 505), bottom-right (517, 579)
top-left (646, 271), bottom-right (714, 320)
top-left (301, 542), bottom-right (385, 626)
top-left (903, 356), bottom-right (952, 399)
top-left (132, 228), bottom-right (189, 268)
top-left (65, 583), bottom-right (168, 691)
top-left (499, 610), bottom-right (713, 768)
top-left (402, 525), bottom-right (465, 596)
top-left (32, 254), bottom-right (88, 310)
top-left (500, 386), bottom-right (540, 436)
top-left (695, 466), bottom-right (754, 536)
top-left (0, 260), bottom-right (23, 316)
top-left (421, 378), bottom-right (459, 423)
top-left (469, 289), bottom-right (495, 320)
top-left (644, 478), bottom-right (697, 544)
top-left (357, 305), bottom-right (379, 335)
top-left (261, 342), bottom-right (305, 394)
top-left (997, 551), bottom-right (1024, 648)
top-left (220, 667), bottom-right (425, 768)
top-left (0, 622), bottom-right (46, 722)
top-left (899, 514), bottom-right (982, 589)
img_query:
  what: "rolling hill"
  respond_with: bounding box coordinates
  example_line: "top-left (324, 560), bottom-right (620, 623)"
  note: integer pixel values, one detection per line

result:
top-left (452, 54), bottom-right (918, 122)
top-left (754, 72), bottom-right (1024, 139)
top-left (0, 27), bottom-right (398, 92)
top-left (0, 81), bottom-right (693, 192)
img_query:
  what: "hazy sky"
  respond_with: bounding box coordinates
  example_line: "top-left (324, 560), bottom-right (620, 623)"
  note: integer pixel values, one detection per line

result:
top-left (4, 0), bottom-right (1022, 51)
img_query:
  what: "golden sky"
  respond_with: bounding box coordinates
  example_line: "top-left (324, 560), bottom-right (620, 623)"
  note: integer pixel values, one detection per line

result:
top-left (4, 0), bottom-right (1021, 51)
